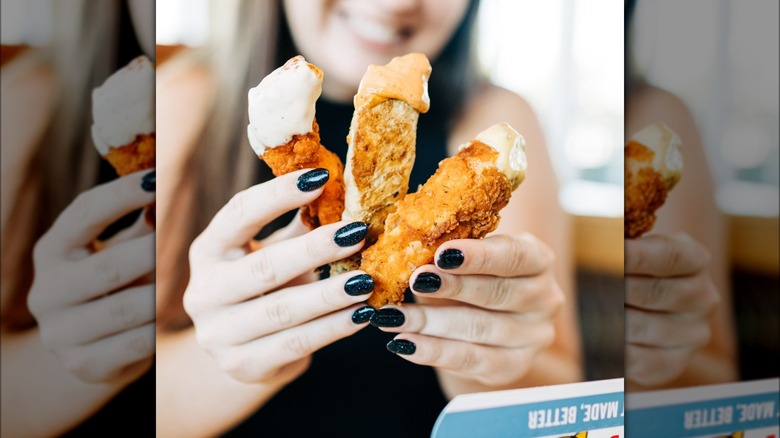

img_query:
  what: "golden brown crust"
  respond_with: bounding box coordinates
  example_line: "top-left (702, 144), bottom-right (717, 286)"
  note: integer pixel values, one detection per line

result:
top-left (260, 121), bottom-right (345, 229)
top-left (345, 99), bottom-right (418, 244)
top-left (105, 133), bottom-right (156, 228)
top-left (362, 142), bottom-right (512, 308)
top-left (624, 140), bottom-right (669, 238)
top-left (105, 133), bottom-right (156, 176)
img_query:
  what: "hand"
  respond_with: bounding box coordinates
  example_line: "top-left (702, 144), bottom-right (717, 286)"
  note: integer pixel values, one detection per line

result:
top-left (625, 233), bottom-right (720, 387)
top-left (372, 233), bottom-right (564, 393)
top-left (183, 168), bottom-right (374, 384)
top-left (27, 170), bottom-right (156, 384)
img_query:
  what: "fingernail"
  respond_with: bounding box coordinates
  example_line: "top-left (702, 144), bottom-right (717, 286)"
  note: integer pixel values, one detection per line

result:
top-left (437, 249), bottom-right (464, 269)
top-left (344, 274), bottom-right (374, 296)
top-left (141, 170), bottom-right (156, 192)
top-left (412, 272), bottom-right (440, 293)
top-left (387, 339), bottom-right (416, 355)
top-left (334, 222), bottom-right (368, 247)
top-left (296, 168), bottom-right (329, 192)
top-left (370, 308), bottom-right (405, 327)
top-left (351, 306), bottom-right (375, 324)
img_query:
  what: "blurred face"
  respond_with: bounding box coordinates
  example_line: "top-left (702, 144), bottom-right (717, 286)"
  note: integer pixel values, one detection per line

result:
top-left (283, 0), bottom-right (470, 101)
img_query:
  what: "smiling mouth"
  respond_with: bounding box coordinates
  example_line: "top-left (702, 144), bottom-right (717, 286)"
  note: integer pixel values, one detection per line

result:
top-left (341, 11), bottom-right (413, 46)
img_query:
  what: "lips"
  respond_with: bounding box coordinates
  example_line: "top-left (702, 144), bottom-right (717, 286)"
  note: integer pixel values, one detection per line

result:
top-left (341, 11), bottom-right (413, 48)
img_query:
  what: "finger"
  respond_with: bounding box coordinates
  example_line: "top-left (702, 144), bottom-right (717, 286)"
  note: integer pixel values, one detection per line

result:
top-left (625, 274), bottom-right (720, 313)
top-left (409, 267), bottom-right (561, 313)
top-left (434, 234), bottom-right (552, 277)
top-left (65, 233), bottom-right (155, 305)
top-left (64, 323), bottom-right (155, 383)
top-left (626, 308), bottom-right (711, 348)
top-left (257, 210), bottom-right (310, 247)
top-left (196, 169), bottom-right (329, 257)
top-left (44, 285), bottom-right (154, 347)
top-left (371, 304), bottom-right (555, 349)
top-left (386, 334), bottom-right (535, 387)
top-left (38, 170), bottom-right (156, 256)
top-left (625, 234), bottom-right (709, 277)
top-left (626, 344), bottom-right (694, 387)
top-left (213, 221), bottom-right (366, 305)
top-left (100, 212), bottom-right (154, 247)
top-left (199, 272), bottom-right (374, 346)
top-left (217, 305), bottom-right (368, 383)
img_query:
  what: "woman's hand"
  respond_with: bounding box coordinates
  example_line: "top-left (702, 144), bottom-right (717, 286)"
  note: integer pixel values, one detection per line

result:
top-left (372, 233), bottom-right (564, 395)
top-left (27, 170), bottom-right (156, 384)
top-left (625, 233), bottom-right (720, 387)
top-left (183, 169), bottom-right (374, 385)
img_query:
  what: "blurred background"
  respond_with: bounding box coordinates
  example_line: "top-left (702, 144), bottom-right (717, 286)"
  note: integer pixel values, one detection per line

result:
top-left (157, 0), bottom-right (626, 381)
top-left (632, 0), bottom-right (779, 381)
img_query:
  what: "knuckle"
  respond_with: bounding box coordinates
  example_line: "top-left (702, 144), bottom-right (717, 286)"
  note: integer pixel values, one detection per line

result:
top-left (626, 313), bottom-right (648, 344)
top-left (468, 313), bottom-right (491, 344)
top-left (458, 348), bottom-right (479, 372)
top-left (647, 278), bottom-right (668, 307)
top-left (488, 279), bottom-right (513, 308)
top-left (284, 334), bottom-right (312, 357)
top-left (125, 332), bottom-right (153, 357)
top-left (249, 252), bottom-right (277, 285)
top-left (319, 283), bottom-right (340, 308)
top-left (663, 243), bottom-right (684, 273)
top-left (225, 191), bottom-right (246, 223)
top-left (94, 252), bottom-right (122, 286)
top-left (218, 351), bottom-right (251, 379)
top-left (265, 299), bottom-right (294, 326)
top-left (110, 300), bottom-right (143, 327)
top-left (548, 287), bottom-right (565, 316)
top-left (701, 280), bottom-right (721, 314)
top-left (506, 243), bottom-right (527, 274)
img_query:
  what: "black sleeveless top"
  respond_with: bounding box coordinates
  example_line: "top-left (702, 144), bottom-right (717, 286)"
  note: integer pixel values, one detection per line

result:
top-left (223, 99), bottom-right (451, 437)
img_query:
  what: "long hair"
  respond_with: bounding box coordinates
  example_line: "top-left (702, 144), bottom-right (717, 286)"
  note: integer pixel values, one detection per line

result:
top-left (157, 0), bottom-right (484, 330)
top-left (1, 0), bottom-right (119, 330)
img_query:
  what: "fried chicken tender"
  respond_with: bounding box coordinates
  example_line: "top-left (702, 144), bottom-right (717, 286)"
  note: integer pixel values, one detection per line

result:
top-left (331, 53), bottom-right (431, 275)
top-left (260, 122), bottom-right (345, 228)
top-left (624, 123), bottom-right (683, 238)
top-left (91, 56), bottom-right (156, 229)
top-left (362, 123), bottom-right (527, 308)
top-left (247, 56), bottom-right (345, 230)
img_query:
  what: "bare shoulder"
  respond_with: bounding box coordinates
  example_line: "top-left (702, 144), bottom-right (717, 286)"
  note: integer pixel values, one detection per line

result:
top-left (627, 84), bottom-right (697, 140)
top-left (449, 83), bottom-right (543, 152)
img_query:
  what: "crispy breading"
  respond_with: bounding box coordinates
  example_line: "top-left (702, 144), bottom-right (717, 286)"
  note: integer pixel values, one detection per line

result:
top-left (362, 142), bottom-right (513, 308)
top-left (624, 140), bottom-right (670, 238)
top-left (261, 121), bottom-right (345, 229)
top-left (104, 133), bottom-right (156, 176)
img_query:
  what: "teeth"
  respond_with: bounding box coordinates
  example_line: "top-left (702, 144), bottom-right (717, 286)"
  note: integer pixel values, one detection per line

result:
top-left (349, 18), bottom-right (401, 44)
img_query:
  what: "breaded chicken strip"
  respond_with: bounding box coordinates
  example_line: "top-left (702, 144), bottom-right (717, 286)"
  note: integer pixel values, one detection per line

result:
top-left (362, 123), bottom-right (527, 308)
top-left (331, 53), bottom-right (431, 275)
top-left (247, 56), bottom-right (345, 230)
top-left (624, 123), bottom-right (682, 238)
top-left (91, 56), bottom-right (156, 228)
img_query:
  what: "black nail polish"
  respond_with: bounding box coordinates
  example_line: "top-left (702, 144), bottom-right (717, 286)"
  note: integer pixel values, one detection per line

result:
top-left (344, 274), bottom-right (374, 296)
top-left (437, 248), bottom-right (464, 269)
top-left (412, 272), bottom-right (441, 293)
top-left (351, 306), bottom-right (375, 324)
top-left (370, 308), bottom-right (405, 327)
top-left (333, 222), bottom-right (368, 247)
top-left (141, 170), bottom-right (155, 192)
top-left (296, 168), bottom-right (329, 192)
top-left (387, 339), bottom-right (416, 355)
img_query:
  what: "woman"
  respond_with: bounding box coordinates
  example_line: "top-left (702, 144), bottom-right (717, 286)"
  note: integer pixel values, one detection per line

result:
top-left (1, 1), bottom-right (155, 435)
top-left (156, 1), bottom-right (582, 436)
top-left (624, 0), bottom-right (738, 389)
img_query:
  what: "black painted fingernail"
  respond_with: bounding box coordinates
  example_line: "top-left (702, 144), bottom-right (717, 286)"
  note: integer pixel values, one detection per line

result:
top-left (296, 168), bottom-right (329, 192)
top-left (412, 272), bottom-right (441, 293)
top-left (370, 308), bottom-right (405, 327)
top-left (387, 339), bottom-right (416, 355)
top-left (334, 222), bottom-right (368, 247)
top-left (141, 170), bottom-right (155, 192)
top-left (352, 306), bottom-right (375, 324)
top-left (344, 274), bottom-right (374, 296)
top-left (437, 249), bottom-right (464, 269)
